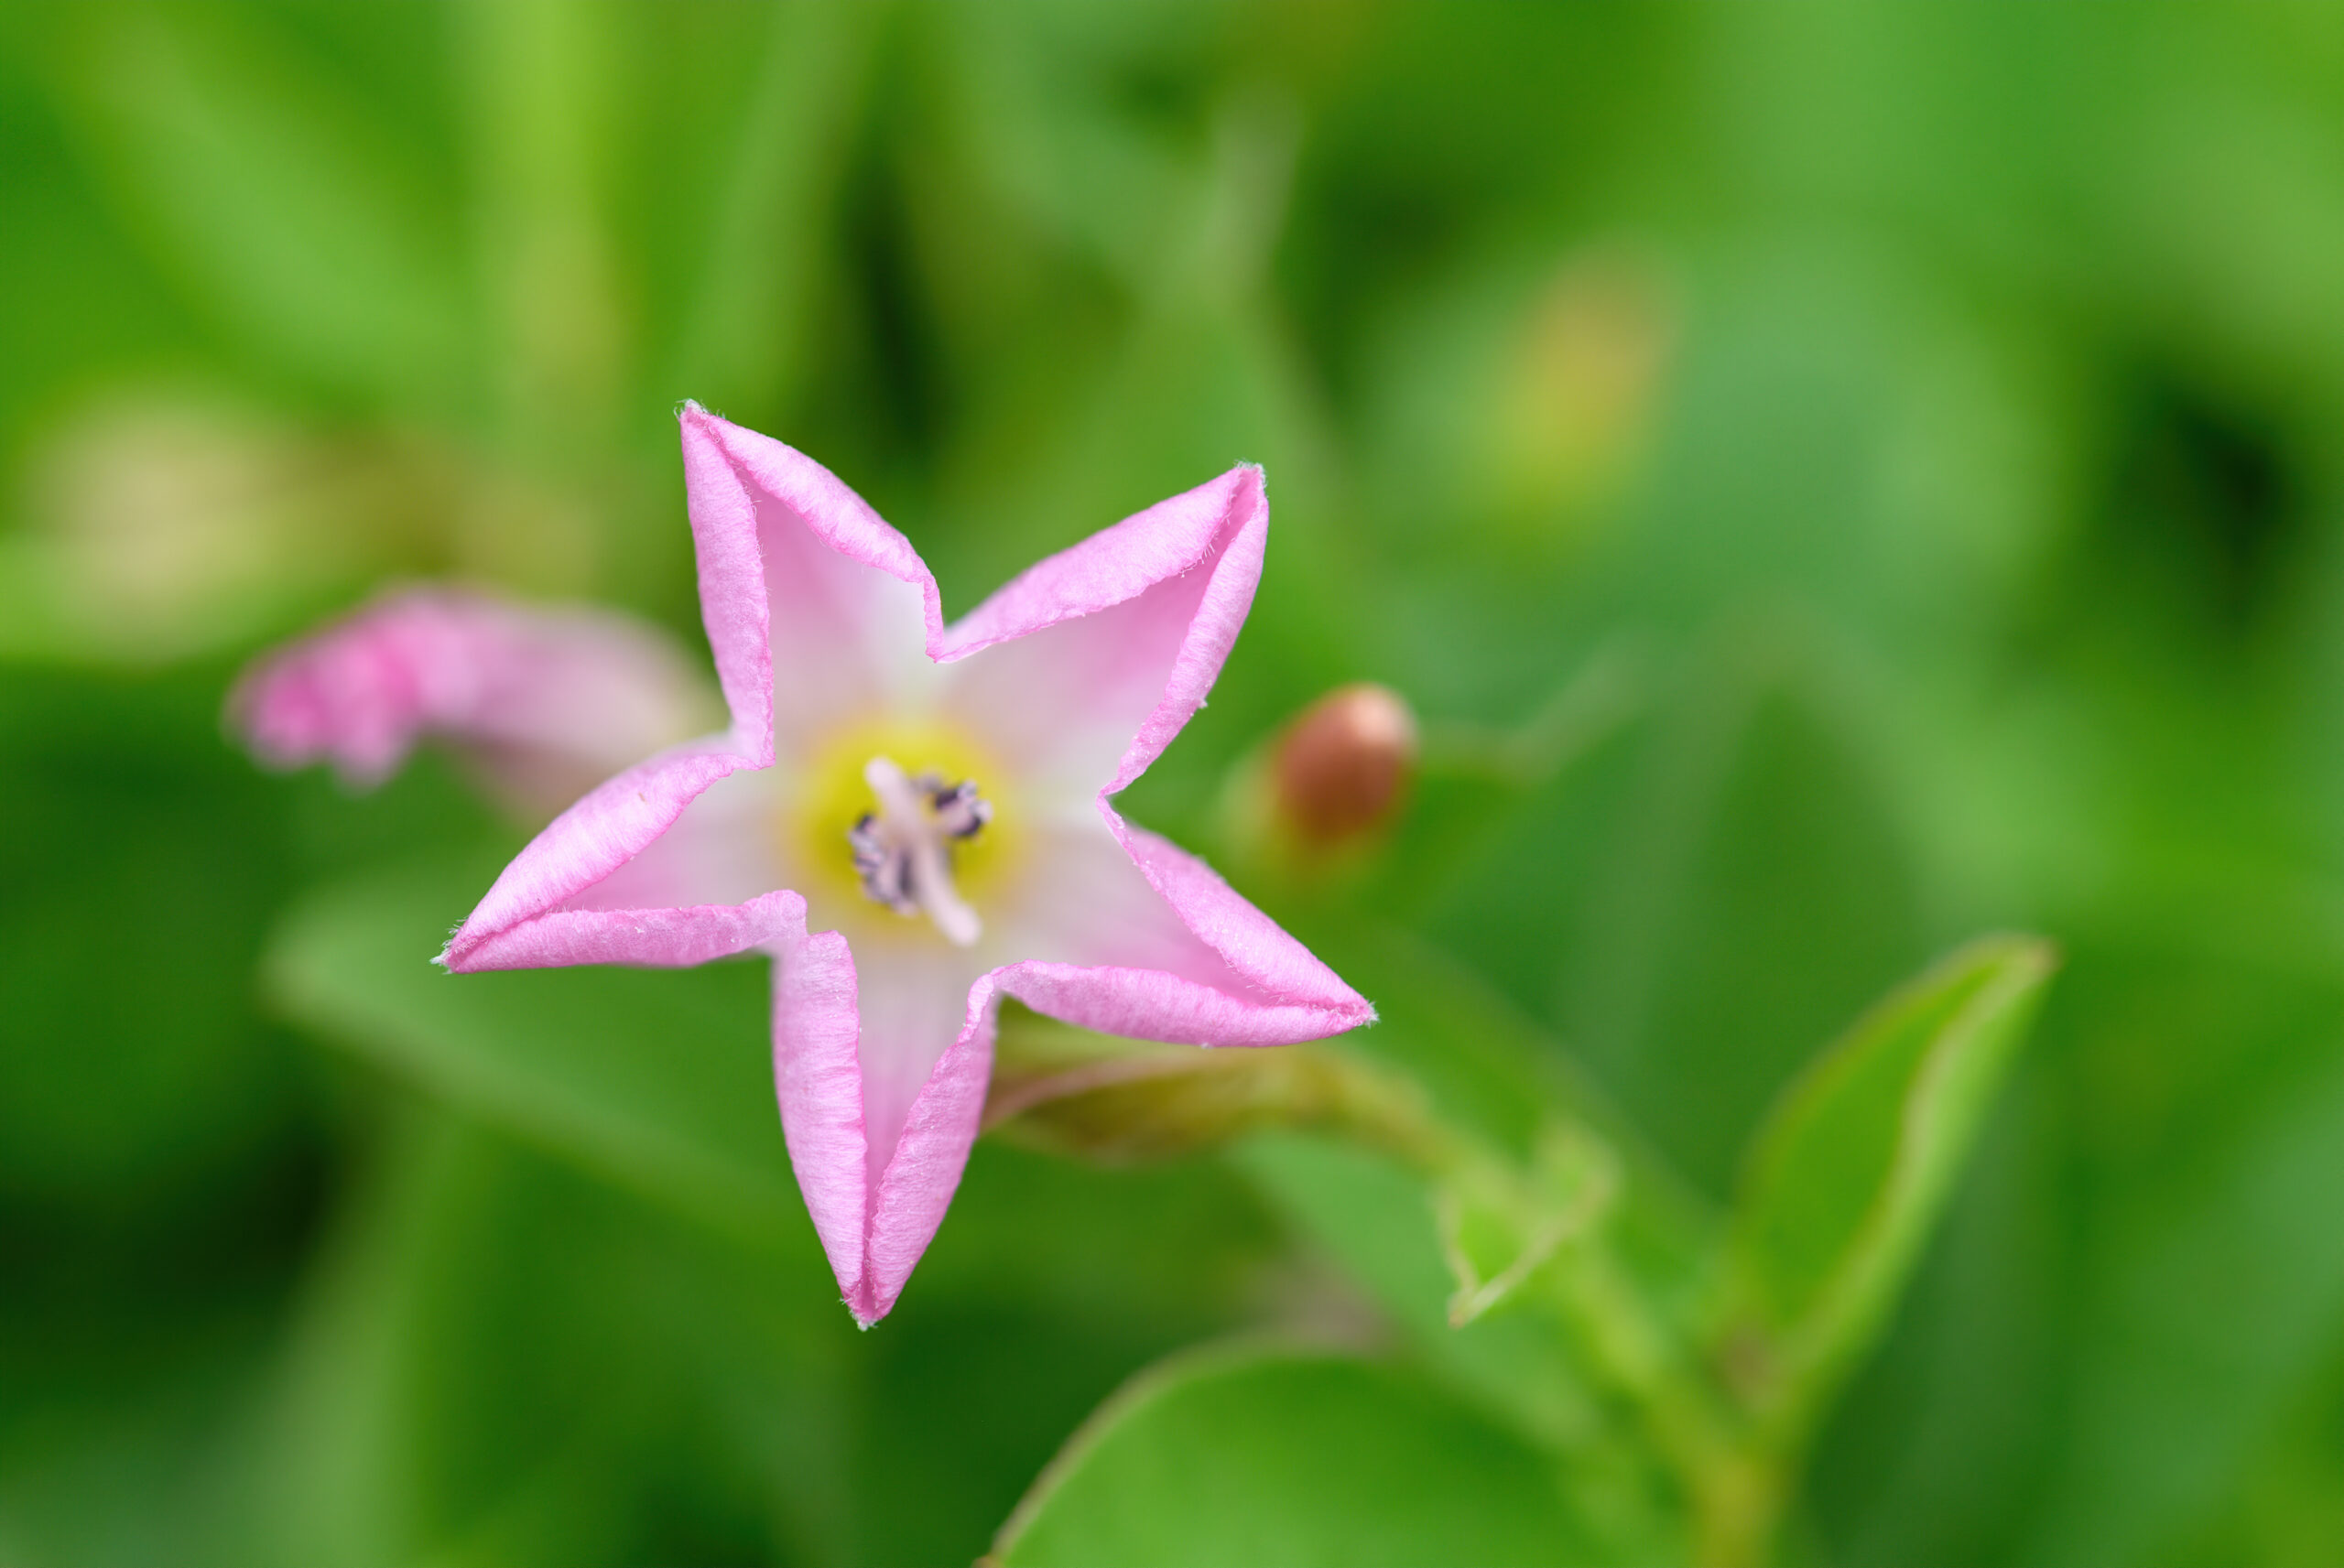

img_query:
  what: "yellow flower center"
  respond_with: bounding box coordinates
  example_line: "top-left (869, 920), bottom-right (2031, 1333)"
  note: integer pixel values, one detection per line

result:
top-left (781, 716), bottom-right (1018, 942)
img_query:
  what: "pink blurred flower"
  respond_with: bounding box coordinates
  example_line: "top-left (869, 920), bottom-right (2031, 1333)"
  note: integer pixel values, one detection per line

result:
top-left (437, 404), bottom-right (1373, 1324)
top-left (232, 587), bottom-right (717, 816)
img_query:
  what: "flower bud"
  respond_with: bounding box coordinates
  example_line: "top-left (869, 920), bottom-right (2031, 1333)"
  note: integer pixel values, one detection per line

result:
top-left (229, 586), bottom-right (719, 815)
top-left (986, 1010), bottom-right (1439, 1166)
top-left (1270, 683), bottom-right (1419, 851)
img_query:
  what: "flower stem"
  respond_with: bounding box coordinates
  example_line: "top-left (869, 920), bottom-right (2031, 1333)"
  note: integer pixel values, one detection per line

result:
top-left (989, 1028), bottom-right (1796, 1563)
top-left (1295, 1050), bottom-right (1792, 1565)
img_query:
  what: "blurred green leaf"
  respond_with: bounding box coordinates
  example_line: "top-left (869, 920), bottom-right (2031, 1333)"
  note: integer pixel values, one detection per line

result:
top-left (991, 1342), bottom-right (1607, 1568)
top-left (1799, 1062), bottom-right (2061, 1568)
top-left (1231, 1134), bottom-right (1641, 1511)
top-left (14, 4), bottom-right (2344, 1562)
top-left (2024, 1038), bottom-right (2344, 1568)
top-left (2159, 1328), bottom-right (2344, 1568)
top-left (0, 663), bottom-right (302, 1203)
top-left (0, 1309), bottom-right (280, 1568)
top-left (986, 1000), bottom-right (1654, 1497)
top-left (59, 4), bottom-right (466, 405)
top-left (859, 1139), bottom-right (1290, 1565)
top-left (655, 0), bottom-right (875, 419)
top-left (1293, 914), bottom-right (1716, 1316)
top-left (1576, 656), bottom-right (1938, 1200)
top-left (255, 1108), bottom-right (850, 1568)
top-left (263, 859), bottom-right (804, 1244)
top-left (261, 860), bottom-right (1300, 1564)
top-left (1718, 935), bottom-right (2056, 1432)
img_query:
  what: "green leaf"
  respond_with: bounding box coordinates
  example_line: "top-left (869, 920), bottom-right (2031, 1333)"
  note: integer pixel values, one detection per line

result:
top-left (1231, 1134), bottom-right (1600, 1456)
top-left (1720, 934), bottom-right (2056, 1427)
top-left (1437, 1124), bottom-right (1620, 1328)
top-left (264, 859), bottom-right (805, 1243)
top-left (1226, 1139), bottom-right (1680, 1563)
top-left (991, 1343), bottom-right (1607, 1568)
top-left (255, 1108), bottom-right (852, 1568)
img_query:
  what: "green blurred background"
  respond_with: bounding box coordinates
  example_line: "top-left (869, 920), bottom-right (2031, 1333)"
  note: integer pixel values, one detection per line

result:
top-left (8, 3), bottom-right (2344, 1563)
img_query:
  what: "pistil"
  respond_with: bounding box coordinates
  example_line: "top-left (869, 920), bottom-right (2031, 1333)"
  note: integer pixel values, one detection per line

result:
top-left (848, 755), bottom-right (992, 946)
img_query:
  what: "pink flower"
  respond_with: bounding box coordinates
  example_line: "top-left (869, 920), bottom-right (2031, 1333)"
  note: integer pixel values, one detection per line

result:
top-left (438, 406), bottom-right (1373, 1324)
top-left (232, 587), bottom-right (717, 816)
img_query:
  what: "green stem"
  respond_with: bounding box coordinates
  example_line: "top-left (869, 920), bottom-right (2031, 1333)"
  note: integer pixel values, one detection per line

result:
top-left (991, 1035), bottom-right (1793, 1563)
top-left (1543, 1243), bottom-right (1783, 1565)
top-left (1268, 1051), bottom-right (1791, 1564)
top-left (1310, 1059), bottom-right (1788, 1562)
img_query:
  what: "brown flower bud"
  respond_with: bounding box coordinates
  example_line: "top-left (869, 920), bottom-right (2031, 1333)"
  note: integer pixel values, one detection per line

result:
top-left (1271, 683), bottom-right (1419, 849)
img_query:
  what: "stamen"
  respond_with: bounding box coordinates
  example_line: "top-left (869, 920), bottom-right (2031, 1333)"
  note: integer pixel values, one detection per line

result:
top-left (928, 777), bottom-right (992, 839)
top-left (848, 812), bottom-right (915, 915)
top-left (848, 755), bottom-right (988, 946)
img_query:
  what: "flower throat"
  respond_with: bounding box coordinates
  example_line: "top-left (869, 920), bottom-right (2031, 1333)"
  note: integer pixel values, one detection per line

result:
top-left (848, 756), bottom-right (993, 946)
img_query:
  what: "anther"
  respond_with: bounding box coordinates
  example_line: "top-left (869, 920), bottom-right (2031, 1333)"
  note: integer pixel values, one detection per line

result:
top-left (848, 812), bottom-right (915, 915)
top-left (926, 777), bottom-right (992, 839)
top-left (848, 756), bottom-right (988, 946)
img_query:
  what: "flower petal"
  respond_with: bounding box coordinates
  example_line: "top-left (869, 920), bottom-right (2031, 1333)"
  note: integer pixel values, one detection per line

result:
top-left (994, 804), bottom-right (1374, 1044)
top-left (994, 960), bottom-right (1362, 1047)
top-left (1102, 806), bottom-right (1371, 1024)
top-left (559, 763), bottom-right (785, 914)
top-left (230, 587), bottom-right (713, 808)
top-left (862, 979), bottom-right (996, 1324)
top-left (769, 911), bottom-right (868, 1310)
top-left (685, 407), bottom-right (1268, 797)
top-left (441, 739), bottom-right (776, 971)
top-left (769, 917), bottom-right (995, 1326)
top-left (852, 939), bottom-right (992, 1184)
top-left (444, 402), bottom-right (950, 973)
top-left (993, 816), bottom-right (1250, 982)
top-left (680, 404), bottom-right (940, 755)
top-left (937, 463), bottom-right (1267, 799)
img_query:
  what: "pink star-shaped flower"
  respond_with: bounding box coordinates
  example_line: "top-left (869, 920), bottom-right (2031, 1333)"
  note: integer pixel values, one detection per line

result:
top-left (438, 405), bottom-right (1373, 1323)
